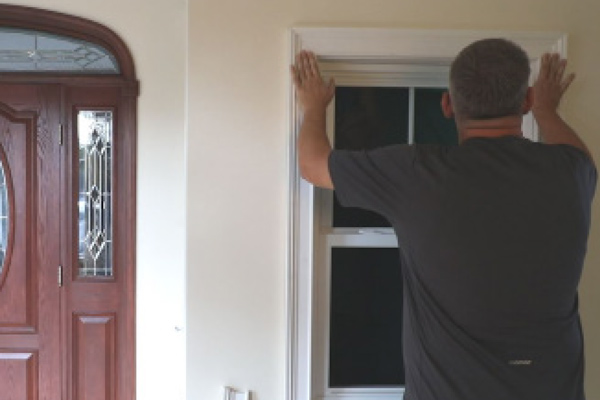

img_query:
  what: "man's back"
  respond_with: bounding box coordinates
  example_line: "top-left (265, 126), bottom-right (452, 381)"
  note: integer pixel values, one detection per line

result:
top-left (329, 136), bottom-right (597, 399)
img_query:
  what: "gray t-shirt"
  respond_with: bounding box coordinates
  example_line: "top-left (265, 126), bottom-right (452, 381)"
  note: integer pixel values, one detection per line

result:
top-left (329, 136), bottom-right (597, 400)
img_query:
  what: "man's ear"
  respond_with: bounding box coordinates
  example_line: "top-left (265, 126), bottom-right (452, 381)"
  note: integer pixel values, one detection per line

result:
top-left (522, 87), bottom-right (534, 114)
top-left (441, 92), bottom-right (454, 118)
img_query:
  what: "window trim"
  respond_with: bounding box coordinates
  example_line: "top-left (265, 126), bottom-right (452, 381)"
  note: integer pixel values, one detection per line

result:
top-left (287, 28), bottom-right (567, 400)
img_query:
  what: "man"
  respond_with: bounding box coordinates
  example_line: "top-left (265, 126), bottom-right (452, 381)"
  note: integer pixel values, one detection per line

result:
top-left (291, 39), bottom-right (596, 400)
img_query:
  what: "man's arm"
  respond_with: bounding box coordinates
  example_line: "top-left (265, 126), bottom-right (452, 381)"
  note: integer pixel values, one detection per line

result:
top-left (533, 53), bottom-right (595, 166)
top-left (291, 51), bottom-right (335, 189)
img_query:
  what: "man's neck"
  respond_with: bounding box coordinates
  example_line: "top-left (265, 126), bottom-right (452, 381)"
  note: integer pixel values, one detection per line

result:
top-left (457, 115), bottom-right (524, 143)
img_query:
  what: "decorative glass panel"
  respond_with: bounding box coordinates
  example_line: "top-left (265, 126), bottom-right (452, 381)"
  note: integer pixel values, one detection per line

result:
top-left (0, 160), bottom-right (8, 275)
top-left (78, 111), bottom-right (113, 277)
top-left (329, 247), bottom-right (404, 387)
top-left (0, 27), bottom-right (119, 74)
top-left (333, 87), bottom-right (408, 228)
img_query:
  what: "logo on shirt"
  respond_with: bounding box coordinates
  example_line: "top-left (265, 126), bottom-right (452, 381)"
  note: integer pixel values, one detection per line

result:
top-left (508, 359), bottom-right (532, 366)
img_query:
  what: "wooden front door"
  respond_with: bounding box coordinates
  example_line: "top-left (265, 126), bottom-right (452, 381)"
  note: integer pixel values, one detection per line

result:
top-left (0, 83), bottom-right (62, 399)
top-left (0, 82), bottom-right (136, 400)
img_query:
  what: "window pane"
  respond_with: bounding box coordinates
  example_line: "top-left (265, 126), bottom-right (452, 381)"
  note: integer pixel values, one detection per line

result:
top-left (0, 27), bottom-right (119, 74)
top-left (334, 87), bottom-right (409, 150)
top-left (333, 196), bottom-right (391, 228)
top-left (0, 159), bottom-right (8, 275)
top-left (329, 247), bottom-right (404, 387)
top-left (333, 87), bottom-right (408, 228)
top-left (78, 111), bottom-right (113, 277)
top-left (414, 88), bottom-right (458, 145)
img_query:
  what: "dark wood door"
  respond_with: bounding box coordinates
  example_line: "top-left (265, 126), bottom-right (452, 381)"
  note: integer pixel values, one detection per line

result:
top-left (0, 83), bottom-right (62, 399)
top-left (0, 83), bottom-right (135, 400)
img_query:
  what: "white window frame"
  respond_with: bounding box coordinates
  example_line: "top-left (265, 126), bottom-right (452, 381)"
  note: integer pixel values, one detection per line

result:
top-left (286, 28), bottom-right (567, 400)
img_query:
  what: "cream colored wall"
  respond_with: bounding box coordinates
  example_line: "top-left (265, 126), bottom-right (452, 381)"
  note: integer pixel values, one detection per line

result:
top-left (188, 1), bottom-right (600, 400)
top-left (4, 1), bottom-right (188, 399)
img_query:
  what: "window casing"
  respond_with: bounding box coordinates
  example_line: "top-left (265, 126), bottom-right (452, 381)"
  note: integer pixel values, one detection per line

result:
top-left (287, 28), bottom-right (567, 400)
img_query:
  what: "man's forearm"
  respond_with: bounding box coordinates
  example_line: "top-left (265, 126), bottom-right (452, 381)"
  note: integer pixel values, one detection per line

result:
top-left (292, 50), bottom-right (335, 188)
top-left (534, 110), bottom-right (594, 164)
top-left (298, 107), bottom-right (333, 188)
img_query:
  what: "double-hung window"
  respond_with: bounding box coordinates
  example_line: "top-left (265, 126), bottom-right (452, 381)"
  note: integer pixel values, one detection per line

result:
top-left (287, 28), bottom-right (566, 400)
top-left (313, 64), bottom-right (457, 399)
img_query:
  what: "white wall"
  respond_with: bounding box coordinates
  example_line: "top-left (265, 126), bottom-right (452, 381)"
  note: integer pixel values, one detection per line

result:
top-left (188, 1), bottom-right (600, 400)
top-left (4, 1), bottom-right (188, 399)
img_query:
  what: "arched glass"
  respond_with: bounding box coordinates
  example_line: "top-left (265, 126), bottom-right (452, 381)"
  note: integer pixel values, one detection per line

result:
top-left (0, 159), bottom-right (8, 275)
top-left (0, 27), bottom-right (119, 73)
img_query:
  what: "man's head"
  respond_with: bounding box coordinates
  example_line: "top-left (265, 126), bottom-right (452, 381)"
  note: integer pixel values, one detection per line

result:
top-left (448, 38), bottom-right (531, 120)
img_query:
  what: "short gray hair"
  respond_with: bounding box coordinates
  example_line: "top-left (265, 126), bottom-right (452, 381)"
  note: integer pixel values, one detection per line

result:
top-left (450, 38), bottom-right (531, 120)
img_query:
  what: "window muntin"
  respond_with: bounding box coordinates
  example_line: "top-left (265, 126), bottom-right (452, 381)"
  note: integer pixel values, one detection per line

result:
top-left (0, 27), bottom-right (119, 74)
top-left (78, 110), bottom-right (113, 277)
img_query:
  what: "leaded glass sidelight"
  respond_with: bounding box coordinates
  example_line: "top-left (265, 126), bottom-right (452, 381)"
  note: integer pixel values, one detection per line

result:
top-left (0, 27), bottom-right (119, 73)
top-left (0, 159), bottom-right (8, 276)
top-left (78, 111), bottom-right (113, 277)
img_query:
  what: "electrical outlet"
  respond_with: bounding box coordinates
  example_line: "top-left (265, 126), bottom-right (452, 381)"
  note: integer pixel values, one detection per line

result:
top-left (223, 386), bottom-right (250, 400)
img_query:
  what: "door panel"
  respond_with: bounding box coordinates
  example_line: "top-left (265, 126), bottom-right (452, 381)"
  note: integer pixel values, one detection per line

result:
top-left (0, 352), bottom-right (38, 400)
top-left (64, 86), bottom-right (134, 400)
top-left (0, 84), bottom-right (61, 400)
top-left (73, 314), bottom-right (116, 400)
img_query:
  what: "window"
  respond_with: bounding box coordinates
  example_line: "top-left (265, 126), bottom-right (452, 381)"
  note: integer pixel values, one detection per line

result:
top-left (78, 110), bottom-right (114, 277)
top-left (0, 146), bottom-right (11, 283)
top-left (313, 79), bottom-right (457, 399)
top-left (287, 28), bottom-right (567, 400)
top-left (0, 27), bottom-right (119, 73)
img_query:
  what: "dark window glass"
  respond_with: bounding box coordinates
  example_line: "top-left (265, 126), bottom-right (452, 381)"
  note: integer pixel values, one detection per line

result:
top-left (329, 247), bottom-right (404, 387)
top-left (333, 87), bottom-right (408, 227)
top-left (333, 195), bottom-right (391, 228)
top-left (414, 88), bottom-right (459, 145)
top-left (334, 87), bottom-right (409, 150)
